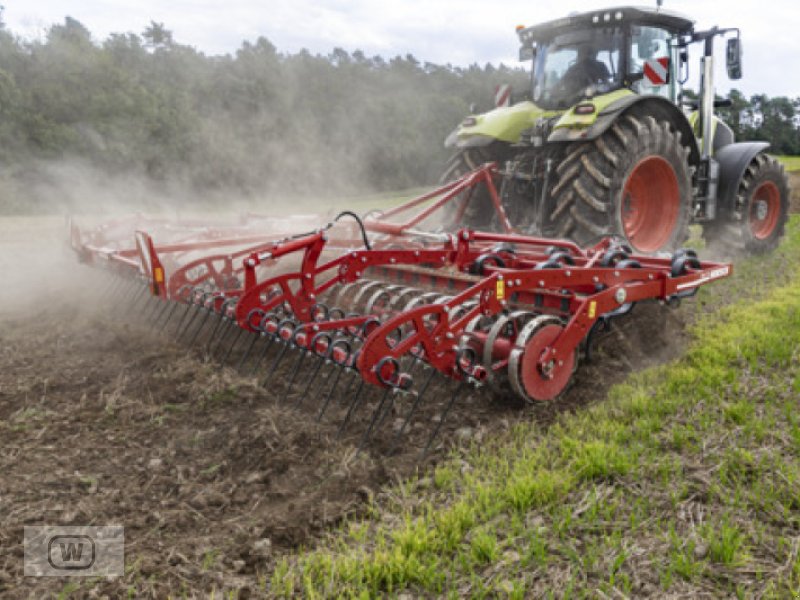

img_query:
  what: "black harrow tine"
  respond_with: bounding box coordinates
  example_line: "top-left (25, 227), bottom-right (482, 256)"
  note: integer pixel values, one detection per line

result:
top-left (422, 382), bottom-right (464, 458)
top-left (210, 318), bottom-right (235, 358)
top-left (128, 280), bottom-right (148, 310)
top-left (294, 356), bottom-right (326, 407)
top-left (144, 295), bottom-right (164, 325)
top-left (389, 368), bottom-right (437, 455)
top-left (151, 298), bottom-right (174, 330)
top-left (337, 379), bottom-right (366, 437)
top-left (134, 282), bottom-right (152, 313)
top-left (357, 388), bottom-right (393, 452)
top-left (203, 310), bottom-right (227, 353)
top-left (171, 296), bottom-right (196, 337)
top-left (284, 347), bottom-right (308, 393)
top-left (186, 306), bottom-right (214, 345)
top-left (221, 327), bottom-right (245, 365)
top-left (101, 275), bottom-right (123, 302)
top-left (248, 332), bottom-right (278, 375)
top-left (237, 332), bottom-right (263, 371)
top-left (317, 367), bottom-right (349, 422)
top-left (176, 302), bottom-right (202, 341)
top-left (261, 340), bottom-right (291, 386)
top-left (113, 277), bottom-right (134, 304)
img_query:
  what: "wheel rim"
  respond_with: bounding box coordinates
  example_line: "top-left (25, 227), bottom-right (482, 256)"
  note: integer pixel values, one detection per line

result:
top-left (749, 181), bottom-right (781, 240)
top-left (621, 156), bottom-right (680, 253)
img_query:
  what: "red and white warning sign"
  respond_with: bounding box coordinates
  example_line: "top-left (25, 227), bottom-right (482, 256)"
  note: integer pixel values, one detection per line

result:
top-left (495, 84), bottom-right (512, 107)
top-left (643, 57), bottom-right (670, 86)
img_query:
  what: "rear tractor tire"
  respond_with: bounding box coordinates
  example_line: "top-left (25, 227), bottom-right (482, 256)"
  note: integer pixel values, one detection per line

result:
top-left (439, 147), bottom-right (503, 230)
top-left (545, 115), bottom-right (693, 253)
top-left (704, 153), bottom-right (789, 254)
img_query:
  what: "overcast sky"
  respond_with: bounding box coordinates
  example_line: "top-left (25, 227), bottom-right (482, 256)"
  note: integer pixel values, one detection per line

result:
top-left (4, 0), bottom-right (799, 97)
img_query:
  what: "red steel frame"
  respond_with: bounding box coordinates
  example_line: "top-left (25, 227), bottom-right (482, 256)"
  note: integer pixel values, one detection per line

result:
top-left (70, 162), bottom-right (733, 399)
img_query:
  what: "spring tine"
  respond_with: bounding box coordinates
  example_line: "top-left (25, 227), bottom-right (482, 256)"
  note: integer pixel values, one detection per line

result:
top-left (236, 332), bottom-right (262, 371)
top-left (248, 333), bottom-right (276, 375)
top-left (114, 277), bottom-right (134, 304)
top-left (159, 298), bottom-right (184, 330)
top-left (295, 356), bottom-right (326, 406)
top-left (357, 388), bottom-right (392, 452)
top-left (176, 303), bottom-right (202, 341)
top-left (389, 368), bottom-right (437, 455)
top-left (221, 327), bottom-right (245, 365)
top-left (337, 379), bottom-right (366, 437)
top-left (284, 347), bottom-right (308, 392)
top-left (129, 281), bottom-right (148, 310)
top-left (101, 275), bottom-right (122, 302)
top-left (135, 283), bottom-right (152, 313)
top-left (204, 312), bottom-right (227, 352)
top-left (421, 383), bottom-right (463, 457)
top-left (210, 318), bottom-right (234, 358)
top-left (261, 340), bottom-right (290, 385)
top-left (145, 296), bottom-right (164, 325)
top-left (187, 307), bottom-right (213, 345)
top-left (152, 298), bottom-right (174, 330)
top-left (317, 366), bottom-right (347, 422)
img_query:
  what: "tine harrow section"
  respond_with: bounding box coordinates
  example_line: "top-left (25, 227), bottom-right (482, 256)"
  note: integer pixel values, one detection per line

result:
top-left (69, 164), bottom-right (732, 453)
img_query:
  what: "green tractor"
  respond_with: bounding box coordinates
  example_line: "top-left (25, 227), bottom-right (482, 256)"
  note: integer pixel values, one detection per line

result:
top-left (442, 5), bottom-right (789, 253)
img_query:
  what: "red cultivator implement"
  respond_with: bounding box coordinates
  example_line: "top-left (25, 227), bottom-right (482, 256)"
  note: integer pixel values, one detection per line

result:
top-left (70, 164), bottom-right (732, 453)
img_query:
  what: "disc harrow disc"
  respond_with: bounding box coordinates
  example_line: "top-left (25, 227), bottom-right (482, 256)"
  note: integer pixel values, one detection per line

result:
top-left (508, 315), bottom-right (575, 402)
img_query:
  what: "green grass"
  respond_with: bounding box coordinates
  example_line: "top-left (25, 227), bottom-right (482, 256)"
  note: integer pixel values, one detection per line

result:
top-left (776, 155), bottom-right (800, 172)
top-left (272, 216), bottom-right (800, 597)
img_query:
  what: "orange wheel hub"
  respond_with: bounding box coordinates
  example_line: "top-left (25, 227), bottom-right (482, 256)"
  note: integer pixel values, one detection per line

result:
top-left (621, 156), bottom-right (680, 252)
top-left (749, 181), bottom-right (781, 240)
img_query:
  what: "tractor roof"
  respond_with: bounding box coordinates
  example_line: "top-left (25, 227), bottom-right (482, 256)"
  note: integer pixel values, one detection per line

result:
top-left (518, 6), bottom-right (695, 43)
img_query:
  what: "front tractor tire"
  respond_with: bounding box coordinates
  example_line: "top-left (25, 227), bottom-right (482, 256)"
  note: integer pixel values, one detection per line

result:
top-left (546, 115), bottom-right (692, 253)
top-left (705, 154), bottom-right (789, 254)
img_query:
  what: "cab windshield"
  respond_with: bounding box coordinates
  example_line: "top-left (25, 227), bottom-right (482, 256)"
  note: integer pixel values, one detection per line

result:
top-left (532, 27), bottom-right (624, 109)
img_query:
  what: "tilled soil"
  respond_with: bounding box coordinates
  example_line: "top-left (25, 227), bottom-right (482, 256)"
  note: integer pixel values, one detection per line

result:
top-left (0, 286), bottom-right (691, 597)
top-left (0, 219), bottom-right (694, 597)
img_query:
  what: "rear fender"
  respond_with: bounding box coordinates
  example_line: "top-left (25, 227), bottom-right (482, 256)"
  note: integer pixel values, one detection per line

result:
top-left (548, 94), bottom-right (700, 166)
top-left (714, 142), bottom-right (770, 216)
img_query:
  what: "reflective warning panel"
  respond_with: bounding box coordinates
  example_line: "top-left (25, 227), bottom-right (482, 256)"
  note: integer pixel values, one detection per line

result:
top-left (643, 57), bottom-right (670, 85)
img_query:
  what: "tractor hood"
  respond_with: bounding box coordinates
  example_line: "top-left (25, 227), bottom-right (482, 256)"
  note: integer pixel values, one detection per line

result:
top-left (445, 90), bottom-right (635, 149)
top-left (445, 102), bottom-right (560, 148)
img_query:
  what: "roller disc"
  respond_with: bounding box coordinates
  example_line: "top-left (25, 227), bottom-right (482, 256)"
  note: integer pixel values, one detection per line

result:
top-left (481, 310), bottom-right (535, 379)
top-left (508, 315), bottom-right (575, 402)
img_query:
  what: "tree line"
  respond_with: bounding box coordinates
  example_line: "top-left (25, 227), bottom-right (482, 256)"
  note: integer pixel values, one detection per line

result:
top-left (0, 16), bottom-right (797, 212)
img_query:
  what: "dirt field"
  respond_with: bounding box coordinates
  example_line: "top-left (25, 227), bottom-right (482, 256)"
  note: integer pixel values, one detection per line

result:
top-left (0, 217), bottom-right (704, 597)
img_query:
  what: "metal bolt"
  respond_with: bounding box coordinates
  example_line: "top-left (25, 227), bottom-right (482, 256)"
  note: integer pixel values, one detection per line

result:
top-left (615, 288), bottom-right (627, 304)
top-left (566, 270), bottom-right (571, 277)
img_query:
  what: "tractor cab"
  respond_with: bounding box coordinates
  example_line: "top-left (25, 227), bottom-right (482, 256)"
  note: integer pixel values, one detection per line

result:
top-left (518, 6), bottom-right (694, 108)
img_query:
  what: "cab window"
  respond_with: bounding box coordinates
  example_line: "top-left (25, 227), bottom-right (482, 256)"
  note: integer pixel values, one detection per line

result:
top-left (629, 25), bottom-right (673, 97)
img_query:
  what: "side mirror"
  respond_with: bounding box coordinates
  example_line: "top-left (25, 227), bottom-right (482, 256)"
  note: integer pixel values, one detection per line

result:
top-left (726, 38), bottom-right (742, 80)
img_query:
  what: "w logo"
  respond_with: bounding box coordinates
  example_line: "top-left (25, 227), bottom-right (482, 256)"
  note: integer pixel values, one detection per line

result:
top-left (47, 535), bottom-right (96, 570)
top-left (25, 526), bottom-right (124, 576)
